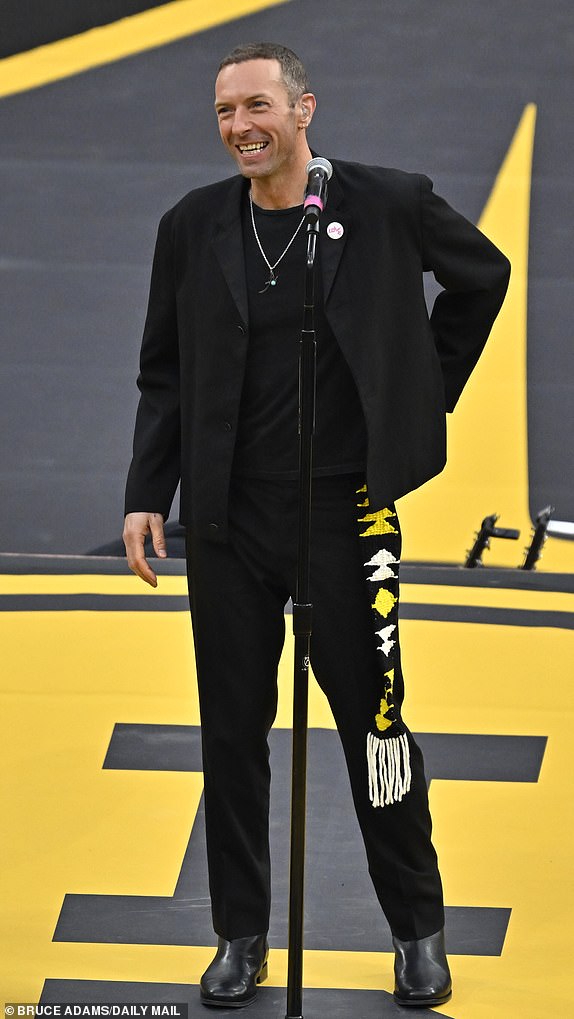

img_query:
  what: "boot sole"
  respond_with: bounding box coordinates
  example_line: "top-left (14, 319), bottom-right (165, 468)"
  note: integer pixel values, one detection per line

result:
top-left (393, 989), bottom-right (452, 1008)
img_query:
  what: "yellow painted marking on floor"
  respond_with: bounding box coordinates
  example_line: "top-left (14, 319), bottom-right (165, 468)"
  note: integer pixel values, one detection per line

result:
top-left (401, 582), bottom-right (574, 614)
top-left (0, 0), bottom-right (290, 99)
top-left (400, 618), bottom-right (573, 736)
top-left (2, 573), bottom-right (571, 611)
top-left (398, 104), bottom-right (574, 573)
top-left (0, 572), bottom-right (188, 595)
top-left (428, 740), bottom-right (573, 1018)
top-left (0, 610), bottom-right (197, 697)
top-left (2, 604), bottom-right (573, 1013)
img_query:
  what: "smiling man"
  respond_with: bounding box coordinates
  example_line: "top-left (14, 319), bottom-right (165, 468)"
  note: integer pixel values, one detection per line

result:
top-left (214, 53), bottom-right (315, 209)
top-left (123, 42), bottom-right (510, 1011)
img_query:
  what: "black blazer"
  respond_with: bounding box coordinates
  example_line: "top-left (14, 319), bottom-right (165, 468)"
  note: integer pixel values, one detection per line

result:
top-left (125, 158), bottom-right (510, 541)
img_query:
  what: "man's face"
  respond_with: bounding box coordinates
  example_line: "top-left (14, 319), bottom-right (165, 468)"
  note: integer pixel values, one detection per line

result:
top-left (214, 58), bottom-right (308, 182)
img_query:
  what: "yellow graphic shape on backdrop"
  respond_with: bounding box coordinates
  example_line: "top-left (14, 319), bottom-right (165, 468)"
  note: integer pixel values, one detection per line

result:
top-left (0, 0), bottom-right (290, 99)
top-left (397, 104), bottom-right (574, 572)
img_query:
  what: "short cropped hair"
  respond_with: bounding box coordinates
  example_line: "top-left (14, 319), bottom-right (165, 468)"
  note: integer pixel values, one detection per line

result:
top-left (217, 42), bottom-right (310, 105)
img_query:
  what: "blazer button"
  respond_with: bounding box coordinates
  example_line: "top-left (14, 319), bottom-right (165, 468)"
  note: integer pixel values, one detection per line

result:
top-left (224, 421), bottom-right (233, 431)
top-left (237, 324), bottom-right (246, 335)
top-left (209, 522), bottom-right (219, 533)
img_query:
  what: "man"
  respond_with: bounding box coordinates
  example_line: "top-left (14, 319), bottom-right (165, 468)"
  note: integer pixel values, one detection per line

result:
top-left (123, 42), bottom-right (510, 1010)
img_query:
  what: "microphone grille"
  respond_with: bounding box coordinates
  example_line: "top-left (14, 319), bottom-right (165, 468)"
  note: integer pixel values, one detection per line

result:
top-left (305, 156), bottom-right (333, 179)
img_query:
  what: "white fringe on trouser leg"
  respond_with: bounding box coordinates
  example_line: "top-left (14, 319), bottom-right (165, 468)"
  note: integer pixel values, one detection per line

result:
top-left (367, 731), bottom-right (412, 807)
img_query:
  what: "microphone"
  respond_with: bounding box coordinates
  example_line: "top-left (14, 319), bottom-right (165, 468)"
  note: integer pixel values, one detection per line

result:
top-left (304, 157), bottom-right (333, 222)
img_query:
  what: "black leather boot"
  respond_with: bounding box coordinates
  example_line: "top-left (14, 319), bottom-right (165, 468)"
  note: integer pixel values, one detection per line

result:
top-left (199, 934), bottom-right (269, 1008)
top-left (392, 928), bottom-right (452, 1008)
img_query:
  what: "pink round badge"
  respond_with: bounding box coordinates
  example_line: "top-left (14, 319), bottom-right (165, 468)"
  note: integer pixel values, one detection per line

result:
top-left (326, 221), bottom-right (344, 240)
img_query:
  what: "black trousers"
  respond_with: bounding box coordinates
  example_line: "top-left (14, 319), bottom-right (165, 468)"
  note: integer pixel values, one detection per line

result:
top-left (185, 473), bottom-right (445, 943)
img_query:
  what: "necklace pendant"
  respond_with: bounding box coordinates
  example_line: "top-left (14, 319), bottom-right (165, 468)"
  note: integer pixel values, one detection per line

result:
top-left (249, 191), bottom-right (303, 294)
top-left (258, 270), bottom-right (278, 294)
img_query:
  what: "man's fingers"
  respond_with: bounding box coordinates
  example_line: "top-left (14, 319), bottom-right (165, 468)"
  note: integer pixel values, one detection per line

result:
top-left (130, 548), bottom-right (158, 587)
top-left (149, 513), bottom-right (168, 559)
top-left (123, 512), bottom-right (159, 587)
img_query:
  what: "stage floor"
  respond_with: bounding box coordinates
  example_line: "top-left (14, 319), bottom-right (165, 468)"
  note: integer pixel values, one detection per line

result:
top-left (1, 555), bottom-right (572, 1017)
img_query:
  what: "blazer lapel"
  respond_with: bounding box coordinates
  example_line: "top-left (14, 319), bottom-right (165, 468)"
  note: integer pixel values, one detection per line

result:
top-left (319, 169), bottom-right (349, 303)
top-left (210, 166), bottom-right (348, 318)
top-left (211, 176), bottom-right (249, 327)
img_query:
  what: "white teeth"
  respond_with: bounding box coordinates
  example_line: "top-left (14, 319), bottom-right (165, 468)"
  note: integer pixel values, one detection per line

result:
top-left (239, 142), bottom-right (267, 152)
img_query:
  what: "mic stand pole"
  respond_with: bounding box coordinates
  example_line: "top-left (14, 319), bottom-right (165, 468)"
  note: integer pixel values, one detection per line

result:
top-left (285, 215), bottom-right (319, 1019)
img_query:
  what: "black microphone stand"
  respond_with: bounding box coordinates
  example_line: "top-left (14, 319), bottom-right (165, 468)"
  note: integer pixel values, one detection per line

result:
top-left (285, 213), bottom-right (319, 1019)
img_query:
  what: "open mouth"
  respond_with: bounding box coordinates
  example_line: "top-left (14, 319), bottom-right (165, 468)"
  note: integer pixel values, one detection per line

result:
top-left (237, 141), bottom-right (269, 154)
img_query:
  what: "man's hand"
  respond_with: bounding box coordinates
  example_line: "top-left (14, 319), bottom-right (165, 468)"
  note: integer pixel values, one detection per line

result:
top-left (123, 512), bottom-right (167, 587)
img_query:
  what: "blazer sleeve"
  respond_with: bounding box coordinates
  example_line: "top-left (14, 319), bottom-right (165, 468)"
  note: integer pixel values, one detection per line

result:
top-left (124, 211), bottom-right (181, 520)
top-left (419, 174), bottom-right (511, 412)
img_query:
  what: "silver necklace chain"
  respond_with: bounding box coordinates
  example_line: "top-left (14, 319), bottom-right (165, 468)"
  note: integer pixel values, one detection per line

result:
top-left (249, 191), bottom-right (305, 293)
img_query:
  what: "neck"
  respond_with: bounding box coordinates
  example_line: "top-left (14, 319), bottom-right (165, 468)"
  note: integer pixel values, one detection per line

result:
top-left (250, 145), bottom-right (312, 209)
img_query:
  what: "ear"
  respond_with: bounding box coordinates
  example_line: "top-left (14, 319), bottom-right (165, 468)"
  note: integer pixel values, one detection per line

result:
top-left (298, 92), bottom-right (317, 129)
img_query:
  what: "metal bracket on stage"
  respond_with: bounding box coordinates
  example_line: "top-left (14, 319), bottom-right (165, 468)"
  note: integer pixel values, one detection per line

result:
top-left (521, 504), bottom-right (555, 570)
top-left (464, 504), bottom-right (556, 570)
top-left (464, 513), bottom-right (520, 567)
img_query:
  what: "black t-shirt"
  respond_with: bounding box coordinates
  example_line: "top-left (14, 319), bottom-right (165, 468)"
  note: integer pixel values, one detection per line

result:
top-left (232, 195), bottom-right (367, 479)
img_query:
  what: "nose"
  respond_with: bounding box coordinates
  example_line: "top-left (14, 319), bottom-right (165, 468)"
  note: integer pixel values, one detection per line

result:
top-left (230, 105), bottom-right (252, 136)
